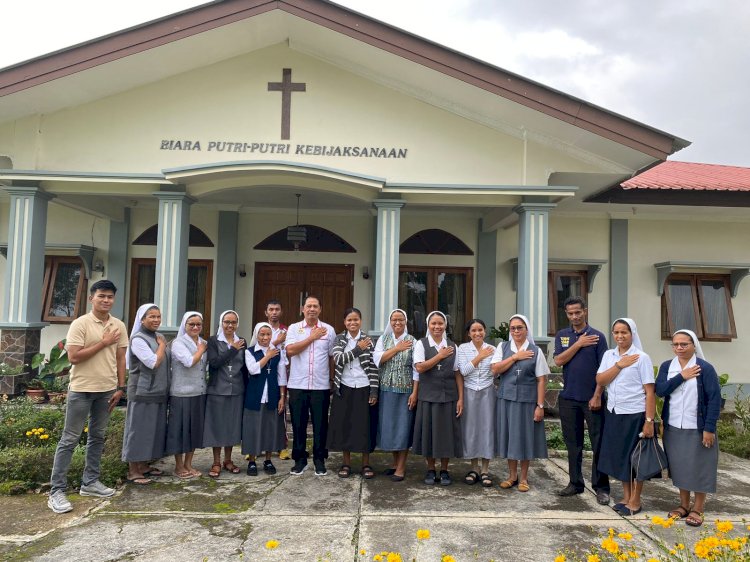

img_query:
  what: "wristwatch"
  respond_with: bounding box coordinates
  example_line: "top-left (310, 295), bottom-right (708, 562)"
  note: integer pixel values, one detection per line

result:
top-left (117, 385), bottom-right (127, 393)
top-left (536, 403), bottom-right (544, 409)
top-left (645, 417), bottom-right (654, 423)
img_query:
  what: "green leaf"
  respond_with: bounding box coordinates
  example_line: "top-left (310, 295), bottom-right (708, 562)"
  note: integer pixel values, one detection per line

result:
top-left (31, 354), bottom-right (45, 369)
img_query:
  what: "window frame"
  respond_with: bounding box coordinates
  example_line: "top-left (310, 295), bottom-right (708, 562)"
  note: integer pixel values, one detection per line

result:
top-left (41, 256), bottom-right (87, 323)
top-left (662, 273), bottom-right (736, 342)
top-left (547, 269), bottom-right (589, 337)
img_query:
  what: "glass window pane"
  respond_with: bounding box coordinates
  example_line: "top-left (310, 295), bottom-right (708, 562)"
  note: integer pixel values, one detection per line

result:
top-left (666, 279), bottom-right (697, 333)
top-left (553, 274), bottom-right (583, 333)
top-left (47, 262), bottom-right (81, 317)
top-left (700, 280), bottom-right (731, 335)
top-left (186, 266), bottom-right (207, 314)
top-left (136, 264), bottom-right (156, 307)
top-left (398, 271), bottom-right (428, 340)
top-left (437, 272), bottom-right (467, 342)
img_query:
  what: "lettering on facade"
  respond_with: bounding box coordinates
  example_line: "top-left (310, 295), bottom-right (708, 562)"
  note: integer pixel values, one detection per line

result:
top-left (160, 140), bottom-right (407, 159)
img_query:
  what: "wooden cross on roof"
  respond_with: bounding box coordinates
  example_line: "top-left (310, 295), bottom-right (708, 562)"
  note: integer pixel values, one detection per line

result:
top-left (268, 68), bottom-right (306, 140)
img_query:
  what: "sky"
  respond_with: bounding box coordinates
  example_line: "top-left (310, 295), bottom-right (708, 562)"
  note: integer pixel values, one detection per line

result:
top-left (3, 0), bottom-right (749, 167)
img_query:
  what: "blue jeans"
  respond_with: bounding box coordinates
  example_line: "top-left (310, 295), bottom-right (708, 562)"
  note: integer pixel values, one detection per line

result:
top-left (50, 390), bottom-right (114, 492)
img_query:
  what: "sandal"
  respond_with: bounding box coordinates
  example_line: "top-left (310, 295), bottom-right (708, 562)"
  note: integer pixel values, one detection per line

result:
top-left (480, 473), bottom-right (493, 488)
top-left (126, 476), bottom-right (153, 485)
top-left (223, 460), bottom-right (241, 474)
top-left (144, 468), bottom-right (164, 477)
top-left (668, 505), bottom-right (690, 519)
top-left (518, 480), bottom-right (530, 492)
top-left (685, 510), bottom-right (704, 527)
top-left (338, 465), bottom-right (352, 479)
top-left (439, 470), bottom-right (452, 486)
top-left (464, 471), bottom-right (480, 485)
top-left (208, 463), bottom-right (221, 478)
top-left (362, 465), bottom-right (376, 479)
top-left (499, 478), bottom-right (518, 489)
top-left (263, 460), bottom-right (277, 475)
top-left (246, 462), bottom-right (258, 476)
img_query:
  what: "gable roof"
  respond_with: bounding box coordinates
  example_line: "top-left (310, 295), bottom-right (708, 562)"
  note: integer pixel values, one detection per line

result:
top-left (0, 0), bottom-right (687, 164)
top-left (621, 161), bottom-right (750, 191)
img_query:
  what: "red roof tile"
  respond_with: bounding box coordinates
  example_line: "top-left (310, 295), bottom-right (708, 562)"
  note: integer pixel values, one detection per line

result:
top-left (621, 161), bottom-right (750, 191)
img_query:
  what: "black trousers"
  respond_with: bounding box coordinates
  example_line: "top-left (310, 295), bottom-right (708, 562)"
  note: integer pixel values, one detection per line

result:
top-left (558, 396), bottom-right (609, 493)
top-left (288, 389), bottom-right (330, 462)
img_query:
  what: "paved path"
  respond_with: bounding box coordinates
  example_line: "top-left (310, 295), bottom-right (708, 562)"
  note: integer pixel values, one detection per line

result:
top-left (1, 449), bottom-right (749, 561)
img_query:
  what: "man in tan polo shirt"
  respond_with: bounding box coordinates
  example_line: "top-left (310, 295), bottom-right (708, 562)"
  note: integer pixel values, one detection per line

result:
top-left (48, 280), bottom-right (129, 514)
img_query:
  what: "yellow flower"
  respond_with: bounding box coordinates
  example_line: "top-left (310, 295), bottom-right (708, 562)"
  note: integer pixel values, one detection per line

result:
top-left (608, 528), bottom-right (616, 538)
top-left (84, 427), bottom-right (88, 433)
top-left (25, 431), bottom-right (32, 436)
top-left (41, 434), bottom-right (49, 439)
top-left (554, 556), bottom-right (566, 562)
top-left (694, 543), bottom-right (710, 559)
top-left (715, 520), bottom-right (733, 533)
top-left (264, 540), bottom-right (279, 550)
top-left (38, 427), bottom-right (45, 432)
top-left (647, 558), bottom-right (659, 562)
top-left (373, 556), bottom-right (383, 562)
top-left (669, 549), bottom-right (677, 555)
top-left (440, 556), bottom-right (455, 562)
top-left (360, 549), bottom-right (366, 556)
top-left (617, 554), bottom-right (628, 562)
top-left (676, 543), bottom-right (685, 550)
top-left (618, 532), bottom-right (633, 541)
top-left (627, 551), bottom-right (638, 559)
top-left (587, 555), bottom-right (601, 562)
top-left (386, 553), bottom-right (402, 562)
top-left (416, 529), bottom-right (430, 540)
top-left (601, 537), bottom-right (619, 554)
top-left (651, 516), bottom-right (665, 525)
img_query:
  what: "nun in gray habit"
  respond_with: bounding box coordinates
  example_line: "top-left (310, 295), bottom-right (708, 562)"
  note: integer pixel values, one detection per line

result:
top-left (122, 303), bottom-right (170, 485)
top-left (204, 310), bottom-right (247, 478)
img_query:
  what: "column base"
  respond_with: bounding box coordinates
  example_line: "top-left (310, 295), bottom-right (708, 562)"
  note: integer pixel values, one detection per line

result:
top-left (0, 327), bottom-right (42, 395)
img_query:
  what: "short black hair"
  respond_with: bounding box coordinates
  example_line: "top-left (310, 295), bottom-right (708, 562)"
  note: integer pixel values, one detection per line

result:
top-left (304, 295), bottom-right (321, 307)
top-left (90, 279), bottom-right (117, 294)
top-left (563, 296), bottom-right (587, 310)
top-left (343, 307), bottom-right (362, 319)
top-left (266, 299), bottom-right (282, 308)
top-left (464, 318), bottom-right (486, 333)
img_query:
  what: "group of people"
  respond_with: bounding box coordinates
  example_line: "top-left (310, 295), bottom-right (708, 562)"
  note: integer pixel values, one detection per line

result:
top-left (46, 281), bottom-right (721, 529)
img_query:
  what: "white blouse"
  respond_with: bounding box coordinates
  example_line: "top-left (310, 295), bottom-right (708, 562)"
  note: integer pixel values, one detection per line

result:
top-left (597, 345), bottom-right (654, 414)
top-left (666, 355), bottom-right (699, 429)
top-left (456, 342), bottom-right (495, 391)
top-left (244, 344), bottom-right (288, 404)
top-left (489, 339), bottom-right (550, 377)
top-left (413, 334), bottom-right (458, 372)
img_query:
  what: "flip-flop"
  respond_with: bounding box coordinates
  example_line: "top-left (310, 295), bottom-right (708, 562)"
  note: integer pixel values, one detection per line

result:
top-left (144, 468), bottom-right (164, 477)
top-left (126, 477), bottom-right (153, 485)
top-left (175, 471), bottom-right (194, 480)
top-left (499, 479), bottom-right (518, 489)
top-left (518, 480), bottom-right (530, 492)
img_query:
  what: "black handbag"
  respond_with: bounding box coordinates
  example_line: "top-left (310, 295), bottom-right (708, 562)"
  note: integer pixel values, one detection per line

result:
top-left (631, 436), bottom-right (669, 481)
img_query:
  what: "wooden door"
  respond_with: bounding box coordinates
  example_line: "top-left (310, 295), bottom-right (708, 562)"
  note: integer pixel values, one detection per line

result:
top-left (253, 262), bottom-right (353, 334)
top-left (129, 258), bottom-right (213, 338)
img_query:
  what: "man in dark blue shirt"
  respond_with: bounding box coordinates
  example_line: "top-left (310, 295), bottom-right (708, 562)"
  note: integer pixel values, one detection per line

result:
top-left (553, 296), bottom-right (610, 504)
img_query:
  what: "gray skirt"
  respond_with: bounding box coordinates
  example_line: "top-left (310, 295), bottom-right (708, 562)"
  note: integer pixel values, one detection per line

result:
top-left (165, 395), bottom-right (205, 455)
top-left (203, 394), bottom-right (243, 447)
top-left (664, 425), bottom-right (718, 493)
top-left (376, 389), bottom-right (414, 451)
top-left (241, 405), bottom-right (286, 455)
top-left (122, 400), bottom-right (167, 462)
top-left (413, 400), bottom-right (462, 458)
top-left (495, 398), bottom-right (547, 461)
top-left (462, 385), bottom-right (495, 460)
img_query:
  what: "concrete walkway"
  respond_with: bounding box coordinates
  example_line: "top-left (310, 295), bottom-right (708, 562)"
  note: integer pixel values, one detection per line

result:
top-left (1, 449), bottom-right (749, 561)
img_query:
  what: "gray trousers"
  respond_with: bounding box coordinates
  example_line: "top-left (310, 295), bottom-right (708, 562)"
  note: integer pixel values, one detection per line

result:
top-left (50, 390), bottom-right (114, 493)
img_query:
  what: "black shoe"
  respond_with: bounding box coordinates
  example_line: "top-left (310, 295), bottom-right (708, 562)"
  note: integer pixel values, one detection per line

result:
top-left (263, 460), bottom-right (277, 475)
top-left (439, 470), bottom-right (452, 486)
top-left (383, 468), bottom-right (396, 476)
top-left (314, 459), bottom-right (327, 476)
top-left (246, 462), bottom-right (258, 476)
top-left (596, 491), bottom-right (611, 505)
top-left (424, 469), bottom-right (437, 485)
top-left (290, 459), bottom-right (307, 475)
top-left (558, 484), bottom-right (584, 497)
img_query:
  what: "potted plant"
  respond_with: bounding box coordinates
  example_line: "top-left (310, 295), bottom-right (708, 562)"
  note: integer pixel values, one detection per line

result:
top-left (488, 322), bottom-right (509, 344)
top-left (27, 340), bottom-right (71, 404)
top-left (719, 372), bottom-right (730, 411)
top-left (545, 367), bottom-right (564, 413)
top-left (44, 374), bottom-right (69, 405)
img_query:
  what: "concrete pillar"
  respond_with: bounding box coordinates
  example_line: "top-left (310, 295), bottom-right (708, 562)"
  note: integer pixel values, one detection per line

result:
top-left (215, 210), bottom-right (239, 326)
top-left (107, 208), bottom-right (130, 320)
top-left (153, 191), bottom-right (194, 334)
top-left (514, 202), bottom-right (555, 341)
top-left (609, 218), bottom-right (629, 342)
top-left (372, 200), bottom-right (405, 334)
top-left (476, 220), bottom-right (498, 326)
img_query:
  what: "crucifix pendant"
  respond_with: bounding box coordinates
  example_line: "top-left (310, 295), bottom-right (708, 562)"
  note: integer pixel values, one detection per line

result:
top-left (266, 366), bottom-right (273, 375)
top-left (228, 365), bottom-right (233, 373)
top-left (436, 363), bottom-right (442, 371)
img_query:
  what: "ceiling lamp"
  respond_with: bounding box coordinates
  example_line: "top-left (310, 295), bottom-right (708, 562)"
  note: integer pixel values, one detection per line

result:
top-left (286, 193), bottom-right (307, 250)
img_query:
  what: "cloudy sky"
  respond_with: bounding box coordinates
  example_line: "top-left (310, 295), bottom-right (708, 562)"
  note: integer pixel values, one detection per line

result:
top-left (3, 0), bottom-right (748, 166)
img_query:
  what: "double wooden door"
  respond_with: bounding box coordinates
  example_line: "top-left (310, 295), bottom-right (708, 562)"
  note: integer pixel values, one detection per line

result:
top-left (253, 263), bottom-right (353, 334)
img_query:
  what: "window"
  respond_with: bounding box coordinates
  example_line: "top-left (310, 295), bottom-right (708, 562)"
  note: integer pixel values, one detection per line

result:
top-left (41, 257), bottom-right (87, 322)
top-left (662, 274), bottom-right (736, 341)
top-left (400, 229), bottom-right (473, 255)
top-left (254, 225), bottom-right (355, 252)
top-left (398, 267), bottom-right (473, 341)
top-left (548, 270), bottom-right (588, 336)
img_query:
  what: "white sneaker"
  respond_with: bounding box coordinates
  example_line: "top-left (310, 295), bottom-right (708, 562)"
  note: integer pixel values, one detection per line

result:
top-left (48, 490), bottom-right (73, 514)
top-left (79, 480), bottom-right (115, 498)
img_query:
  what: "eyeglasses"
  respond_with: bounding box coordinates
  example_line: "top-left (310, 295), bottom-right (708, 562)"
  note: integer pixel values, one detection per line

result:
top-left (187, 323), bottom-right (203, 328)
top-left (671, 342), bottom-right (692, 348)
top-left (222, 320), bottom-right (238, 326)
top-left (509, 326), bottom-right (526, 332)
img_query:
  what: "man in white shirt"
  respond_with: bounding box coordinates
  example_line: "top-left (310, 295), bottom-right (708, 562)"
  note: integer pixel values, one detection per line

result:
top-left (284, 296), bottom-right (336, 475)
